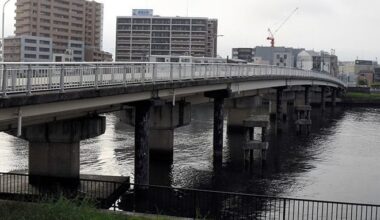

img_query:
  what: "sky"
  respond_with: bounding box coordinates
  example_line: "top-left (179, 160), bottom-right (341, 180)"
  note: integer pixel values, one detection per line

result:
top-left (1, 0), bottom-right (379, 61)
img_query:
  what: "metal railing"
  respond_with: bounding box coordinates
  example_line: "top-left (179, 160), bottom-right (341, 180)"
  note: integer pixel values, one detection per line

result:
top-left (0, 172), bottom-right (129, 209)
top-left (120, 184), bottom-right (380, 219)
top-left (0, 62), bottom-right (346, 96)
top-left (0, 172), bottom-right (378, 219)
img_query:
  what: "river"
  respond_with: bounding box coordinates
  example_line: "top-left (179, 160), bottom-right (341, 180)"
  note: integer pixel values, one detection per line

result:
top-left (0, 105), bottom-right (379, 204)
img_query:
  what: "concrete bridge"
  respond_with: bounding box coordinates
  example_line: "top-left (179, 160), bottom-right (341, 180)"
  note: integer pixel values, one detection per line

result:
top-left (0, 62), bottom-right (346, 185)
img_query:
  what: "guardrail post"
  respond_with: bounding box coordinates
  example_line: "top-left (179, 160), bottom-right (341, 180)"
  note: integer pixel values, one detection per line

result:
top-left (131, 64), bottom-right (135, 82)
top-left (191, 64), bottom-right (194, 80)
top-left (152, 63), bottom-right (157, 84)
top-left (94, 64), bottom-right (99, 89)
top-left (179, 63), bottom-right (182, 81)
top-left (59, 64), bottom-right (65, 93)
top-left (26, 64), bottom-right (32, 95)
top-left (170, 63), bottom-right (173, 82)
top-left (2, 64), bottom-right (8, 97)
top-left (283, 199), bottom-right (286, 220)
top-left (123, 65), bottom-right (127, 86)
top-left (79, 65), bottom-right (84, 87)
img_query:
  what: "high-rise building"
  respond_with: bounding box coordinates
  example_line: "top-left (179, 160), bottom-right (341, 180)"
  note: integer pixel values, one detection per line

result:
top-left (12, 0), bottom-right (111, 61)
top-left (115, 9), bottom-right (218, 62)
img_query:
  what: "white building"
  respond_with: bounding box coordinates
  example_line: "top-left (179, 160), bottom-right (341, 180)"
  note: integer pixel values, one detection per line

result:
top-left (3, 35), bottom-right (53, 62)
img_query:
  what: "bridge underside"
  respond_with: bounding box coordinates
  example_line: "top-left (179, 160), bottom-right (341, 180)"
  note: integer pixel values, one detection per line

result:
top-left (0, 76), bottom-right (343, 132)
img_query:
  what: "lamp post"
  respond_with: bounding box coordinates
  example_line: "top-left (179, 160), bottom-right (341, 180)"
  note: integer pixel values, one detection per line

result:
top-left (2, 0), bottom-right (11, 61)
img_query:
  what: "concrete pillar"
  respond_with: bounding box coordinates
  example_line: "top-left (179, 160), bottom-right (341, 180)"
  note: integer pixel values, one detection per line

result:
top-left (305, 86), bottom-right (310, 105)
top-left (205, 90), bottom-right (231, 160)
top-left (321, 86), bottom-right (326, 112)
top-left (213, 97), bottom-right (224, 156)
top-left (134, 101), bottom-right (152, 186)
top-left (276, 88), bottom-right (284, 134)
top-left (123, 101), bottom-right (191, 160)
top-left (20, 116), bottom-right (106, 182)
top-left (331, 88), bottom-right (337, 107)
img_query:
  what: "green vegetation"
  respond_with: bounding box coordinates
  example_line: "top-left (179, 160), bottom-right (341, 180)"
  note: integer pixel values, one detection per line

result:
top-left (0, 198), bottom-right (166, 220)
top-left (345, 92), bottom-right (380, 101)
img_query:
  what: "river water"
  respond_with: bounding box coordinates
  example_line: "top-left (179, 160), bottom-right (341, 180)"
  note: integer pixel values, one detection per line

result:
top-left (0, 105), bottom-right (379, 204)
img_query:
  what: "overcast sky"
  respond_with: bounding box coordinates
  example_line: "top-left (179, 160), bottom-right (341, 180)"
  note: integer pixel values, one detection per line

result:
top-left (2, 0), bottom-right (379, 61)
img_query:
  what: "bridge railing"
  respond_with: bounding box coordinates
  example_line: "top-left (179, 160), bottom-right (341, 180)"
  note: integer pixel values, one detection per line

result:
top-left (0, 62), bottom-right (346, 96)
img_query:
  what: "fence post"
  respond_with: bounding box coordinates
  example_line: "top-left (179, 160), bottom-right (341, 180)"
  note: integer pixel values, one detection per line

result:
top-left (2, 64), bottom-right (8, 97)
top-left (60, 64), bottom-right (65, 93)
top-left (283, 198), bottom-right (286, 220)
top-left (26, 64), bottom-right (32, 95)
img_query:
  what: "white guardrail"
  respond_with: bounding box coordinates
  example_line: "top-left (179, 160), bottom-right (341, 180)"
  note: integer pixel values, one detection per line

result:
top-left (0, 62), bottom-right (347, 96)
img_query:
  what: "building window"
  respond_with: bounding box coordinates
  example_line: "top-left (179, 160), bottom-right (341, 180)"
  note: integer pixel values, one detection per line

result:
top-left (25, 54), bottom-right (36, 58)
top-left (25, 39), bottom-right (37, 44)
top-left (39, 47), bottom-right (50, 52)
top-left (39, 55), bottom-right (50, 59)
top-left (25, 46), bottom-right (37, 51)
top-left (40, 40), bottom-right (50, 45)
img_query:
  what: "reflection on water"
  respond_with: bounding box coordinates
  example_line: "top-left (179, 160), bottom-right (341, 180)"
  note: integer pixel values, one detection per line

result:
top-left (1, 105), bottom-right (380, 204)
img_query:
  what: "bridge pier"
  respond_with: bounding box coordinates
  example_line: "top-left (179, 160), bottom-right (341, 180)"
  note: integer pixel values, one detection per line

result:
top-left (134, 101), bottom-right (152, 186)
top-left (276, 88), bottom-right (285, 134)
top-left (321, 86), bottom-right (326, 112)
top-left (305, 86), bottom-right (311, 106)
top-left (124, 101), bottom-right (191, 160)
top-left (19, 116), bottom-right (106, 183)
top-left (331, 88), bottom-right (337, 107)
top-left (205, 90), bottom-right (231, 161)
top-left (227, 96), bottom-right (267, 131)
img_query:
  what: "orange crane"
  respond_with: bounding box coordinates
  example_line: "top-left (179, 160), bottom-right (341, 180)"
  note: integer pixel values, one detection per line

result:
top-left (267, 7), bottom-right (299, 47)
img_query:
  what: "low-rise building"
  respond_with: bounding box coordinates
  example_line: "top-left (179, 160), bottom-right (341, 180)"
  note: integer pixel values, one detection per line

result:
top-left (3, 36), bottom-right (52, 62)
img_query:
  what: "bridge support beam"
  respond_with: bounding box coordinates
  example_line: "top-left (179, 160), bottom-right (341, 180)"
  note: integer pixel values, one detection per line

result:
top-left (134, 101), bottom-right (152, 186)
top-left (205, 90), bottom-right (231, 160)
top-left (20, 116), bottom-right (106, 183)
top-left (321, 86), bottom-right (326, 112)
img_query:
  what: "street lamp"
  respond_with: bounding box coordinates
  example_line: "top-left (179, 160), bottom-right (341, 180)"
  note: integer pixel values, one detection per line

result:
top-left (2, 0), bottom-right (11, 61)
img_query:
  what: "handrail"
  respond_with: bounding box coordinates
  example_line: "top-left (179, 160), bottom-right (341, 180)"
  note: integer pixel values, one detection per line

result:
top-left (0, 62), bottom-right (347, 97)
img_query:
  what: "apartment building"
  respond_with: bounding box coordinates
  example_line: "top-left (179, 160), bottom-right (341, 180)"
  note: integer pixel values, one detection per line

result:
top-left (13, 0), bottom-right (110, 61)
top-left (3, 35), bottom-right (52, 62)
top-left (115, 9), bottom-right (218, 61)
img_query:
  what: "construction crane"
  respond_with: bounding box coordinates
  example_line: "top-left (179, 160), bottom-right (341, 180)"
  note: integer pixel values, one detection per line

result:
top-left (267, 7), bottom-right (299, 47)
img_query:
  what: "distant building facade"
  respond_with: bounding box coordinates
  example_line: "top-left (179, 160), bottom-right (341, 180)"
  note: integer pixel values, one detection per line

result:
top-left (4, 35), bottom-right (52, 62)
top-left (297, 50), bottom-right (338, 76)
top-left (339, 60), bottom-right (378, 86)
top-left (13, 0), bottom-right (111, 62)
top-left (231, 46), bottom-right (303, 67)
top-left (232, 48), bottom-right (255, 63)
top-left (115, 9), bottom-right (218, 61)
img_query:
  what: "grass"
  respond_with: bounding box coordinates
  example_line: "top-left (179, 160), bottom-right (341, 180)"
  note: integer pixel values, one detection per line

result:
top-left (0, 198), bottom-right (166, 220)
top-left (345, 92), bottom-right (380, 101)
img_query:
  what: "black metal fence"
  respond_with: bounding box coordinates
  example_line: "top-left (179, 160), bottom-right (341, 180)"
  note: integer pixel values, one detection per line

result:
top-left (118, 184), bottom-right (380, 220)
top-left (1, 173), bottom-right (379, 219)
top-left (0, 172), bottom-right (129, 208)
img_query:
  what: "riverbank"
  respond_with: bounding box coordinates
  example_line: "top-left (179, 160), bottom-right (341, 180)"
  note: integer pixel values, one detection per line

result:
top-left (342, 92), bottom-right (380, 106)
top-left (0, 198), bottom-right (169, 220)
